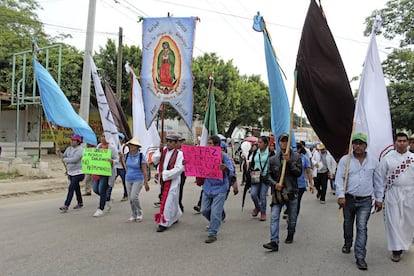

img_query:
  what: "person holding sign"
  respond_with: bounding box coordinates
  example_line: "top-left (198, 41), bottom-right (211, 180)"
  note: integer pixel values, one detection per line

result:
top-left (92, 134), bottom-right (119, 217)
top-left (58, 134), bottom-right (85, 212)
top-left (201, 135), bottom-right (234, 243)
top-left (152, 135), bottom-right (184, 232)
top-left (124, 137), bottom-right (149, 222)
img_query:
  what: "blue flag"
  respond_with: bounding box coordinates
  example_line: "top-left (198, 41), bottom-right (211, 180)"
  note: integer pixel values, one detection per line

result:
top-left (253, 13), bottom-right (295, 151)
top-left (33, 58), bottom-right (97, 145)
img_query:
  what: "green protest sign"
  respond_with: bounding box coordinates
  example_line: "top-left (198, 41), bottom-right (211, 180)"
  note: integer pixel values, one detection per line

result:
top-left (82, 148), bottom-right (112, 176)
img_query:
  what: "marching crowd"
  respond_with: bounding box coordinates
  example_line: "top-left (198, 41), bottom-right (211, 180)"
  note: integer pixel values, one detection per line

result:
top-left (56, 132), bottom-right (414, 271)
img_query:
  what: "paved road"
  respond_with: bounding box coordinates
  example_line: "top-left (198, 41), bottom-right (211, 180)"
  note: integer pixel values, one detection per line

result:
top-left (1, 180), bottom-right (413, 276)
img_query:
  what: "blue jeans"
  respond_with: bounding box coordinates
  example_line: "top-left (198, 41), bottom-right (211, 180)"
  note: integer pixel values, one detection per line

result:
top-left (270, 196), bottom-right (298, 243)
top-left (93, 176), bottom-right (109, 210)
top-left (250, 182), bottom-right (269, 214)
top-left (201, 191), bottom-right (227, 238)
top-left (343, 196), bottom-right (371, 259)
top-left (64, 174), bottom-right (85, 206)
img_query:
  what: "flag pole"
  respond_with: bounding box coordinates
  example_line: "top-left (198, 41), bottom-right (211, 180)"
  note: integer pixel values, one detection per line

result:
top-left (160, 104), bottom-right (165, 143)
top-left (278, 70), bottom-right (298, 188)
top-left (338, 123), bottom-right (355, 221)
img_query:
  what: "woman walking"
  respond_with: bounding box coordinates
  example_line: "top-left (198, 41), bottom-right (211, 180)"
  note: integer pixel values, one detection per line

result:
top-left (125, 137), bottom-right (149, 222)
top-left (59, 134), bottom-right (85, 212)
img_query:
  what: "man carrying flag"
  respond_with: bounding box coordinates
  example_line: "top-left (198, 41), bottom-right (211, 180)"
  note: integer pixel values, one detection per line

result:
top-left (335, 133), bottom-right (383, 270)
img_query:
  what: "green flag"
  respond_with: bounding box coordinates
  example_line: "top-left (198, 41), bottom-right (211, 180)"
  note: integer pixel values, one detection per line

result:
top-left (200, 76), bottom-right (218, 146)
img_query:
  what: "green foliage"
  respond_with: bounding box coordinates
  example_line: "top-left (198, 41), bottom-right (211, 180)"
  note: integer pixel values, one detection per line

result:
top-left (0, 1), bottom-right (310, 138)
top-left (365, 0), bottom-right (414, 132)
top-left (364, 0), bottom-right (414, 47)
top-left (94, 39), bottom-right (143, 114)
top-left (0, 0), bottom-right (48, 92)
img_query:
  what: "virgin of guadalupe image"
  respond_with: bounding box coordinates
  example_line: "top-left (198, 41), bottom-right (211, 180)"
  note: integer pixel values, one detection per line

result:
top-left (156, 41), bottom-right (177, 93)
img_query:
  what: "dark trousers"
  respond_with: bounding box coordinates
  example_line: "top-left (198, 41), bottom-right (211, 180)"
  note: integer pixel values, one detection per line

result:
top-left (117, 168), bottom-right (127, 197)
top-left (179, 173), bottom-right (186, 212)
top-left (64, 174), bottom-right (85, 206)
top-left (296, 187), bottom-right (306, 216)
top-left (315, 172), bottom-right (328, 201)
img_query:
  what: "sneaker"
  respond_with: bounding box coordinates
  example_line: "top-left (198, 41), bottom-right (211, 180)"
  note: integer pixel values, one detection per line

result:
top-left (93, 209), bottom-right (104, 217)
top-left (136, 215), bottom-right (143, 222)
top-left (320, 200), bottom-right (326, 204)
top-left (73, 204), bottom-right (83, 209)
top-left (263, 241), bottom-right (278, 251)
top-left (260, 213), bottom-right (266, 221)
top-left (83, 192), bottom-right (91, 196)
top-left (105, 199), bottom-right (113, 212)
top-left (121, 196), bottom-right (128, 202)
top-left (193, 205), bottom-right (200, 212)
top-left (59, 205), bottom-right (68, 212)
top-left (205, 236), bottom-right (217, 243)
top-left (127, 216), bottom-right (136, 222)
top-left (251, 208), bottom-right (260, 217)
top-left (154, 201), bottom-right (161, 208)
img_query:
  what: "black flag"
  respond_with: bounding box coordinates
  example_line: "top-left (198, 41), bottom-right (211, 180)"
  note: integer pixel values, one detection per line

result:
top-left (104, 83), bottom-right (132, 141)
top-left (296, 0), bottom-right (355, 160)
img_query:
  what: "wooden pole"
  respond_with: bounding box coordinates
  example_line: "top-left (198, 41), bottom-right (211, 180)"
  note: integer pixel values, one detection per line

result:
top-left (338, 123), bottom-right (355, 221)
top-left (278, 71), bottom-right (298, 187)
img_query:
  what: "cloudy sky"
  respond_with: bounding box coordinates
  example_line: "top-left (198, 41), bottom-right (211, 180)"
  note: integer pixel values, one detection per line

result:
top-left (37, 0), bottom-right (396, 112)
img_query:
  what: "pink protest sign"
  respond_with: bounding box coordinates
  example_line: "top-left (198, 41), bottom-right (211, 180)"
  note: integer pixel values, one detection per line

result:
top-left (181, 144), bottom-right (223, 180)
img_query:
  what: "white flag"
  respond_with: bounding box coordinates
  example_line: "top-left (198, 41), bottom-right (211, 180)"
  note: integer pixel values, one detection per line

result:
top-left (354, 16), bottom-right (393, 161)
top-left (125, 63), bottom-right (161, 158)
top-left (90, 56), bottom-right (120, 150)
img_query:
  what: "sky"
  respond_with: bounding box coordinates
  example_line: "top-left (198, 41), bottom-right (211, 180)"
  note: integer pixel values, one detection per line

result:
top-left (36, 0), bottom-right (396, 113)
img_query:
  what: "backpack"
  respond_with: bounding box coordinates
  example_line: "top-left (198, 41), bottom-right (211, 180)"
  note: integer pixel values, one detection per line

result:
top-left (125, 151), bottom-right (151, 181)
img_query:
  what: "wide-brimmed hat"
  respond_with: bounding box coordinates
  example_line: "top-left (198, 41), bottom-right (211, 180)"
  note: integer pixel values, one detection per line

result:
top-left (70, 134), bottom-right (83, 143)
top-left (352, 132), bottom-right (368, 144)
top-left (126, 137), bottom-right (141, 147)
top-left (316, 143), bottom-right (325, 150)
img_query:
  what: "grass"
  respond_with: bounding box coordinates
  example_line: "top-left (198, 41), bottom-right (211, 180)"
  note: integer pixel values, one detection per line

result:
top-left (0, 170), bottom-right (20, 180)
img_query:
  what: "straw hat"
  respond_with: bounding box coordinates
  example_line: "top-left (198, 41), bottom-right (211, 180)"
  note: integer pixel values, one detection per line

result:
top-left (316, 143), bottom-right (325, 150)
top-left (126, 137), bottom-right (141, 147)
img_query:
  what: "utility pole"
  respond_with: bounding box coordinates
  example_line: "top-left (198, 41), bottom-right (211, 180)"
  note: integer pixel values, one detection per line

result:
top-left (79, 0), bottom-right (97, 122)
top-left (116, 27), bottom-right (123, 101)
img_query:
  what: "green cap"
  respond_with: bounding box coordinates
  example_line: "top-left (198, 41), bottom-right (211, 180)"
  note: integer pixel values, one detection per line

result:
top-left (352, 133), bottom-right (368, 144)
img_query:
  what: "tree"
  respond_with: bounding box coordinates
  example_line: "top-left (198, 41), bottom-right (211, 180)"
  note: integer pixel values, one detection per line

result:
top-left (365, 0), bottom-right (414, 132)
top-left (0, 0), bottom-right (48, 92)
top-left (0, 0), bottom-right (84, 104)
top-left (94, 39), bottom-right (143, 115)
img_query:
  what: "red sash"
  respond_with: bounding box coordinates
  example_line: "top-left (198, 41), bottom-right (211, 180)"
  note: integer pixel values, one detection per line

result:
top-left (155, 148), bottom-right (179, 224)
